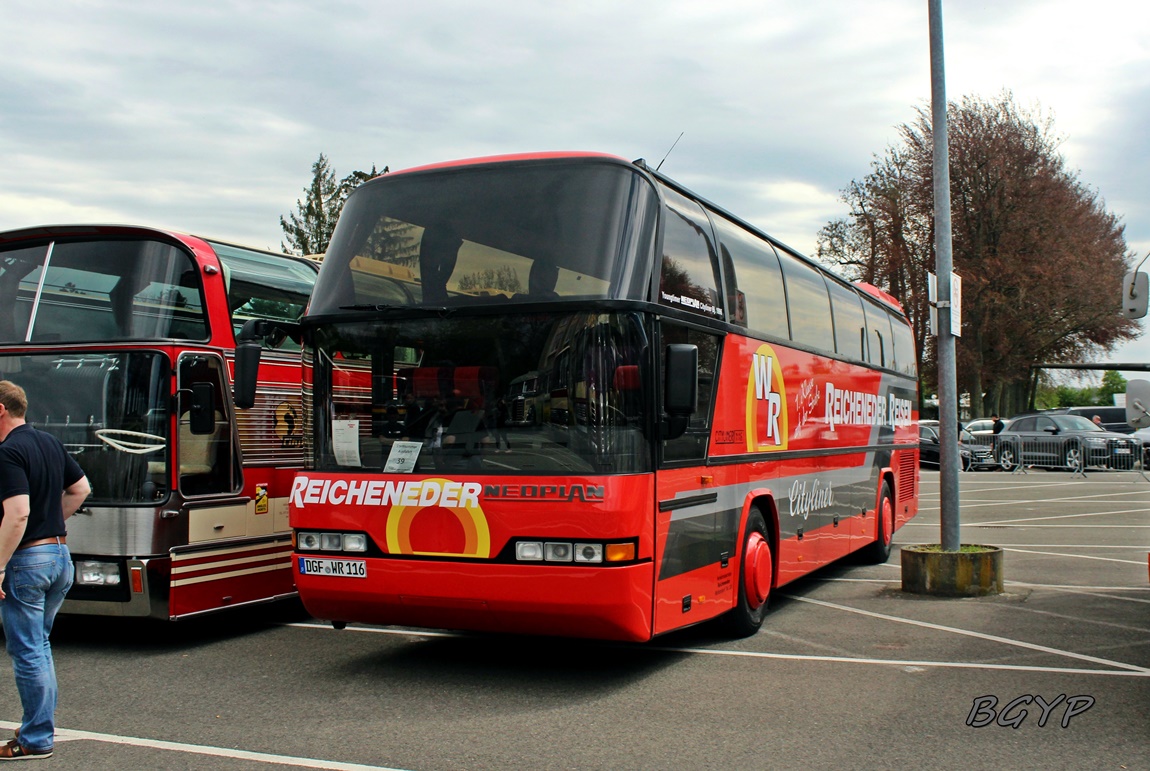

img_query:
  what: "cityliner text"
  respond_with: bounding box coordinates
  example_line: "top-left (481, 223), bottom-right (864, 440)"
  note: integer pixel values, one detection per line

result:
top-left (789, 478), bottom-right (835, 520)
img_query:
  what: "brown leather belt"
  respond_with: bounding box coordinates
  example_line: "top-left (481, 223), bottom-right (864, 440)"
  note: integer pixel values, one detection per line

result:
top-left (16, 536), bottom-right (66, 550)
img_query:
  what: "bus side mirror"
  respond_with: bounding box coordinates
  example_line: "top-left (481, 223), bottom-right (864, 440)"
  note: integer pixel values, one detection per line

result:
top-left (233, 319), bottom-right (267, 410)
top-left (663, 344), bottom-right (698, 440)
top-left (1122, 271), bottom-right (1148, 319)
top-left (1126, 379), bottom-right (1150, 429)
top-left (188, 383), bottom-right (216, 435)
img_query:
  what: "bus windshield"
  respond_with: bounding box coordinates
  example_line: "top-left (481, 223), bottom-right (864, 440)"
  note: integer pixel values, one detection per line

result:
top-left (0, 239), bottom-right (207, 344)
top-left (0, 351), bottom-right (171, 504)
top-left (308, 159), bottom-right (659, 314)
top-left (310, 310), bottom-right (652, 474)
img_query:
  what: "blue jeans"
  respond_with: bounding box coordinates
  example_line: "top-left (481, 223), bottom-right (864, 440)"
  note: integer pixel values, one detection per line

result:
top-left (1, 544), bottom-right (73, 752)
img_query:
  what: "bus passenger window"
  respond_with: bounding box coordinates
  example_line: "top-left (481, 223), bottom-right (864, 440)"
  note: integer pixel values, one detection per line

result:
top-left (777, 249), bottom-right (833, 353)
top-left (862, 298), bottom-right (894, 368)
top-left (890, 313), bottom-right (917, 377)
top-left (712, 216), bottom-right (789, 340)
top-left (658, 187), bottom-right (722, 320)
top-left (826, 279), bottom-right (867, 361)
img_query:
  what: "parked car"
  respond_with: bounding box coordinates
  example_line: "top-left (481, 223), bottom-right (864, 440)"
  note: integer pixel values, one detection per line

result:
top-left (963, 418), bottom-right (998, 436)
top-left (1043, 406), bottom-right (1134, 435)
top-left (1132, 427), bottom-right (1150, 466)
top-left (919, 420), bottom-right (997, 471)
top-left (995, 413), bottom-right (1139, 471)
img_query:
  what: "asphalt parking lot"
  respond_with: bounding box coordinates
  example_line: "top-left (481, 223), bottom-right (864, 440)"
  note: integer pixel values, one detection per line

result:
top-left (1, 468), bottom-right (1148, 769)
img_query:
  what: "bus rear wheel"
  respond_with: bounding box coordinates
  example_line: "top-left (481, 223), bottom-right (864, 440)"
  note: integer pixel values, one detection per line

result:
top-left (860, 482), bottom-right (895, 564)
top-left (721, 507), bottom-right (772, 638)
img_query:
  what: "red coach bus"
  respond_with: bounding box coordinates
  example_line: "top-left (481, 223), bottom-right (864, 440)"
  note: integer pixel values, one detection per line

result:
top-left (0, 224), bottom-right (318, 619)
top-left (238, 153), bottom-right (919, 641)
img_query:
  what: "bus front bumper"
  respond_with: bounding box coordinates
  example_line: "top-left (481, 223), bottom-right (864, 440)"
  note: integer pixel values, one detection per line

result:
top-left (295, 556), bottom-right (655, 642)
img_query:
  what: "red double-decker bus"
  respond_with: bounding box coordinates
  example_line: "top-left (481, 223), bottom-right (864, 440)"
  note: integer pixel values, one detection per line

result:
top-left (240, 153), bottom-right (919, 641)
top-left (0, 224), bottom-right (318, 619)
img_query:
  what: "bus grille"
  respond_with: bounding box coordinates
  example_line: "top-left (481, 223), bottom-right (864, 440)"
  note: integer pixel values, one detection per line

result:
top-left (898, 450), bottom-right (916, 501)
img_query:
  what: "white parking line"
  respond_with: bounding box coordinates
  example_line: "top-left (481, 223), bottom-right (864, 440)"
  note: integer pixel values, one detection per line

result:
top-left (0, 722), bottom-right (404, 770)
top-left (783, 595), bottom-right (1150, 674)
top-left (998, 547), bottom-right (1148, 565)
top-left (644, 647), bottom-right (1150, 677)
top-left (284, 621), bottom-right (1150, 677)
top-left (827, 575), bottom-right (1150, 604)
top-left (906, 544), bottom-right (1147, 548)
top-left (972, 507), bottom-right (1150, 524)
top-left (904, 522), bottom-right (1150, 529)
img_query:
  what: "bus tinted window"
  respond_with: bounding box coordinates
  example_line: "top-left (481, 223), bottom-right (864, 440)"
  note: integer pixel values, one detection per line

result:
top-left (0, 244), bottom-right (48, 342)
top-left (890, 311), bottom-right (917, 377)
top-left (310, 311), bottom-right (652, 474)
top-left (711, 215), bottom-right (789, 340)
top-left (210, 241), bottom-right (317, 344)
top-left (862, 297), bottom-right (894, 368)
top-left (776, 249), bottom-right (833, 351)
top-left (658, 187), bottom-right (722, 319)
top-left (826, 278), bottom-right (867, 361)
top-left (0, 239), bottom-right (207, 344)
top-left (311, 160), bottom-right (659, 312)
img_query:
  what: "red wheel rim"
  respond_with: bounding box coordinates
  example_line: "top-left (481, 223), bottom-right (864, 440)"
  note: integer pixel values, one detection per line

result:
top-left (743, 532), bottom-right (772, 609)
top-left (881, 497), bottom-right (894, 546)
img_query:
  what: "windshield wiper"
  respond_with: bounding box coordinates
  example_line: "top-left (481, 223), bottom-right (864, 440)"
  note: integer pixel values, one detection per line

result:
top-left (338, 304), bottom-right (454, 317)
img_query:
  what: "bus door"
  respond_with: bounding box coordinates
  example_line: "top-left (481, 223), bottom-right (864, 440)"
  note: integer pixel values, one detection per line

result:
top-left (169, 353), bottom-right (255, 617)
top-left (653, 322), bottom-right (732, 635)
top-left (175, 353), bottom-right (238, 499)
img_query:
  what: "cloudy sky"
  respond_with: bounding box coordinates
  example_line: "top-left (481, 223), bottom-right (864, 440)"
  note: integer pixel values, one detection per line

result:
top-left (3, 1), bottom-right (1149, 370)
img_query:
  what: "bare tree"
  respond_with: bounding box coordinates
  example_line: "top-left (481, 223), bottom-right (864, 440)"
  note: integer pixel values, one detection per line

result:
top-left (818, 92), bottom-right (1138, 416)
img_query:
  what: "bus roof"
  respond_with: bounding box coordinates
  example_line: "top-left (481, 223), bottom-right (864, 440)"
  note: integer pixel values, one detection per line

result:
top-left (390, 151), bottom-right (630, 177)
top-left (0, 223), bottom-right (305, 264)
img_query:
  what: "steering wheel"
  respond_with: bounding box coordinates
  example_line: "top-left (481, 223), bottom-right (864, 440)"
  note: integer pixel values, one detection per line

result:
top-left (95, 429), bottom-right (167, 455)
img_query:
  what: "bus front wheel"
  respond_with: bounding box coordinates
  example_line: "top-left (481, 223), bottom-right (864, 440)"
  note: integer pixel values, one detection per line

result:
top-left (721, 507), bottom-right (772, 638)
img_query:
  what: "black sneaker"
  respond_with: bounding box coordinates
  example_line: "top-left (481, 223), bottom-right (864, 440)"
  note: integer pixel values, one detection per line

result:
top-left (0, 742), bottom-right (53, 761)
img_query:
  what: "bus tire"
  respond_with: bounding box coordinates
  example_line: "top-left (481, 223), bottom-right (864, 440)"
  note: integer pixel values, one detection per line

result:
top-left (721, 507), bottom-right (772, 638)
top-left (860, 482), bottom-right (895, 564)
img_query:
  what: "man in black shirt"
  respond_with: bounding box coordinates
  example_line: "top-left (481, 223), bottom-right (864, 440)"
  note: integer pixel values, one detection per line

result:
top-left (0, 380), bottom-right (90, 761)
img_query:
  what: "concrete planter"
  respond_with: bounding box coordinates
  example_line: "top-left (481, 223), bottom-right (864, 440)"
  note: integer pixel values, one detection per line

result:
top-left (901, 545), bottom-right (1003, 597)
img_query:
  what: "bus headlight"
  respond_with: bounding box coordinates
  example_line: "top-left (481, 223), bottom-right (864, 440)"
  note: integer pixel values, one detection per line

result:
top-left (574, 543), bottom-right (603, 563)
top-left (512, 539), bottom-right (633, 564)
top-left (516, 542), bottom-right (544, 561)
top-left (544, 542), bottom-right (573, 562)
top-left (342, 534), bottom-right (367, 552)
top-left (296, 531), bottom-right (369, 553)
top-left (76, 560), bottom-right (121, 586)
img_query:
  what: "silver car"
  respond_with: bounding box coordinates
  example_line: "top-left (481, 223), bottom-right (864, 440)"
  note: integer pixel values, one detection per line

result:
top-left (996, 414), bottom-right (1138, 471)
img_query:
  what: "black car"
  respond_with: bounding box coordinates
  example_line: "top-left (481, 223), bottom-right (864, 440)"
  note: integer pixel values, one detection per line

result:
top-left (919, 421), bottom-right (997, 471)
top-left (1043, 406), bottom-right (1134, 435)
top-left (995, 413), bottom-right (1138, 471)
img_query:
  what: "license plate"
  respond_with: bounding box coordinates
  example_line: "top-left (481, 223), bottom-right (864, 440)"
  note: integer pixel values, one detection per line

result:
top-left (1115, 447), bottom-right (1132, 454)
top-left (298, 557), bottom-right (366, 578)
